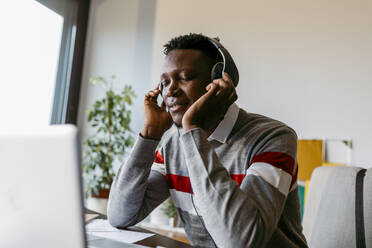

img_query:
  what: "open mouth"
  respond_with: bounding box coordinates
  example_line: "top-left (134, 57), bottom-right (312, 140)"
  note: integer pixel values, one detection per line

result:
top-left (169, 103), bottom-right (187, 112)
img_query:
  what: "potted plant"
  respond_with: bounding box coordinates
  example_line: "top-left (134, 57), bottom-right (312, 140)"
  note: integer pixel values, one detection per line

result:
top-left (83, 75), bottom-right (135, 213)
top-left (162, 198), bottom-right (180, 227)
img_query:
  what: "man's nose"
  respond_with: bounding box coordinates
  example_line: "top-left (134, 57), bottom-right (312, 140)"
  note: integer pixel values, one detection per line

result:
top-left (164, 80), bottom-right (180, 97)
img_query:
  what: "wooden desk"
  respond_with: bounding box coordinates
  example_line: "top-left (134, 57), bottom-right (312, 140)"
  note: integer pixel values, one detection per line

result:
top-left (85, 209), bottom-right (192, 248)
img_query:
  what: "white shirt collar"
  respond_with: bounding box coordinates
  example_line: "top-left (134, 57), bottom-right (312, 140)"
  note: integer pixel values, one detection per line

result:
top-left (207, 103), bottom-right (240, 143)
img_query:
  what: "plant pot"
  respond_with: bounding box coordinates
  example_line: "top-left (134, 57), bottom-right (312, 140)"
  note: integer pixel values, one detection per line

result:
top-left (169, 213), bottom-right (182, 227)
top-left (85, 189), bottom-right (110, 214)
top-left (91, 189), bottom-right (110, 198)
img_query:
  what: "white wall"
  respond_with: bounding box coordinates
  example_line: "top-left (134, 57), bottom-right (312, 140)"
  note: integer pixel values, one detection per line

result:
top-left (78, 0), bottom-right (156, 138)
top-left (79, 0), bottom-right (372, 168)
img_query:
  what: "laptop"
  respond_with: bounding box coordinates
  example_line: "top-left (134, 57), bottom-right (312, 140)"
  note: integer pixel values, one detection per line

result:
top-left (0, 125), bottom-right (144, 248)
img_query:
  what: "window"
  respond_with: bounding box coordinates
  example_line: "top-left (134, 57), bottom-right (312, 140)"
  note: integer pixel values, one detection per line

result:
top-left (0, 0), bottom-right (89, 129)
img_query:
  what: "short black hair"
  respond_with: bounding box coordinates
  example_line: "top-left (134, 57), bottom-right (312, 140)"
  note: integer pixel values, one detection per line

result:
top-left (163, 33), bottom-right (222, 63)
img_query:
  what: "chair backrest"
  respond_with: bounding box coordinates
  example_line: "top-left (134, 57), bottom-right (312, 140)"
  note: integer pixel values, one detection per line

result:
top-left (302, 166), bottom-right (372, 247)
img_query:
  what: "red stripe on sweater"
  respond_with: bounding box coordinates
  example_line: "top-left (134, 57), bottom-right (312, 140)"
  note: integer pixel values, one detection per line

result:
top-left (250, 152), bottom-right (297, 187)
top-left (166, 174), bottom-right (193, 193)
top-left (290, 164), bottom-right (298, 187)
top-left (250, 152), bottom-right (295, 176)
top-left (154, 150), bottom-right (164, 164)
top-left (230, 174), bottom-right (246, 186)
top-left (165, 174), bottom-right (246, 193)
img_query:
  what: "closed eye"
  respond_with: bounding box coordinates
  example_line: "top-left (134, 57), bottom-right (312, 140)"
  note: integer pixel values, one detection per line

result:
top-left (178, 74), bottom-right (194, 82)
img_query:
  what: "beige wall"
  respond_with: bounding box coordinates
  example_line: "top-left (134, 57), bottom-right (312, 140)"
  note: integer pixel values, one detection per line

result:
top-left (79, 0), bottom-right (372, 167)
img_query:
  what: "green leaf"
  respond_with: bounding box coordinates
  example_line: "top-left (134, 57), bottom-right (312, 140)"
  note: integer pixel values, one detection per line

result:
top-left (82, 75), bottom-right (136, 194)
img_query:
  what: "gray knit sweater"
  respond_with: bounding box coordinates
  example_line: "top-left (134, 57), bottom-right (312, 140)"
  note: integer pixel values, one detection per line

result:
top-left (107, 105), bottom-right (308, 247)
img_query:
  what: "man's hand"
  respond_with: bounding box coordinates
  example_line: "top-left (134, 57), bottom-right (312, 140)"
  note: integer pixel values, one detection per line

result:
top-left (182, 72), bottom-right (238, 132)
top-left (141, 87), bottom-right (173, 140)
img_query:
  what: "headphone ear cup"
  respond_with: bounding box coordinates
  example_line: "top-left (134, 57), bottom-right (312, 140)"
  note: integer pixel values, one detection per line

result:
top-left (211, 62), bottom-right (224, 80)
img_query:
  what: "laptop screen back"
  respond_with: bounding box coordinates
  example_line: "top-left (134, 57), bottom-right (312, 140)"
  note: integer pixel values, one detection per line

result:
top-left (0, 125), bottom-right (86, 248)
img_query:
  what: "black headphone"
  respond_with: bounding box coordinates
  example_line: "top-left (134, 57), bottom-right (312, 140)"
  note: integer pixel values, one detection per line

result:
top-left (207, 36), bottom-right (239, 87)
top-left (159, 36), bottom-right (239, 94)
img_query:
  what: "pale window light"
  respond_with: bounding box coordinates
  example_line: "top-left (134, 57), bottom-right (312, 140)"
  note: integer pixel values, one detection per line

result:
top-left (0, 0), bottom-right (63, 130)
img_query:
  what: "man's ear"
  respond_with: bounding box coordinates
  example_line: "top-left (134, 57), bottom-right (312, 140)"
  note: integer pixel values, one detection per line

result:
top-left (211, 62), bottom-right (224, 80)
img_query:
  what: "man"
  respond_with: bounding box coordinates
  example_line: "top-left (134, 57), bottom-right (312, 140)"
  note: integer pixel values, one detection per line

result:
top-left (108, 33), bottom-right (308, 247)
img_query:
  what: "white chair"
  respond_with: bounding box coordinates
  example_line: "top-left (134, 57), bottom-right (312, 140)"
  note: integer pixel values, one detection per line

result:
top-left (302, 166), bottom-right (371, 247)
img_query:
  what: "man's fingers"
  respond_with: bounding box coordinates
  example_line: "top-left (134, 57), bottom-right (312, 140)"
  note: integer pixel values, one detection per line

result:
top-left (205, 82), bottom-right (216, 91)
top-left (206, 75), bottom-right (237, 109)
top-left (150, 84), bottom-right (162, 98)
top-left (145, 89), bottom-right (161, 104)
top-left (215, 81), bottom-right (232, 98)
top-left (197, 83), bottom-right (219, 106)
top-left (149, 89), bottom-right (161, 97)
top-left (222, 72), bottom-right (232, 83)
top-left (213, 73), bottom-right (234, 97)
top-left (208, 82), bottom-right (219, 94)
